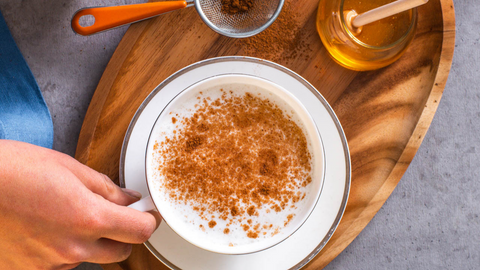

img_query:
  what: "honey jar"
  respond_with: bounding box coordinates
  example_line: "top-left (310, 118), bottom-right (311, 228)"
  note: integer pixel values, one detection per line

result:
top-left (316, 0), bottom-right (417, 71)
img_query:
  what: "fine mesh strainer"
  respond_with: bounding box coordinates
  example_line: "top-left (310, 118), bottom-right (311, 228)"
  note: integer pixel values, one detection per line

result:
top-left (72, 0), bottom-right (284, 38)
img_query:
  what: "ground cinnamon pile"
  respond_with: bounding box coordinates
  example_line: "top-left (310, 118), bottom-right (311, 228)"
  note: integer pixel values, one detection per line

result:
top-left (153, 91), bottom-right (312, 238)
top-left (221, 0), bottom-right (254, 14)
top-left (238, 0), bottom-right (312, 63)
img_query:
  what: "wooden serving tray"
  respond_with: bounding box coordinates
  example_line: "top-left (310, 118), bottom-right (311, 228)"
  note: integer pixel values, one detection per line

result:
top-left (75, 0), bottom-right (455, 269)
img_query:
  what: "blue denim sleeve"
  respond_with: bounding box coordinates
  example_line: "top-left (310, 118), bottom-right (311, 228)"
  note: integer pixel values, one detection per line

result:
top-left (0, 10), bottom-right (53, 149)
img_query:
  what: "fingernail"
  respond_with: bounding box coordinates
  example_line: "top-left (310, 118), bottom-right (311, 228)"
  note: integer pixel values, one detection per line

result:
top-left (122, 188), bottom-right (142, 199)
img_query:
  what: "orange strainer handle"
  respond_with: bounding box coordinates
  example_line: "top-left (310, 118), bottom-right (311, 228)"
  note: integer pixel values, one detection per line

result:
top-left (71, 1), bottom-right (187, 36)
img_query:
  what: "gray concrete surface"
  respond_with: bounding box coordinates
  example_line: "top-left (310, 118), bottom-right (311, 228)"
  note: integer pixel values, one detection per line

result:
top-left (0, 0), bottom-right (478, 269)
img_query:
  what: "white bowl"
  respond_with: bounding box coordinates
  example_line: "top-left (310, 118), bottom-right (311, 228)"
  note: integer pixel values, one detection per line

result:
top-left (144, 74), bottom-right (325, 255)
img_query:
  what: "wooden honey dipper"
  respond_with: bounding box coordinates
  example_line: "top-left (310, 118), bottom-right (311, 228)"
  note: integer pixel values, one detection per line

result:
top-left (345, 0), bottom-right (429, 35)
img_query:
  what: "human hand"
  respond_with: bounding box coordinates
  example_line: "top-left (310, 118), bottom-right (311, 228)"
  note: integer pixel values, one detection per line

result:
top-left (0, 140), bottom-right (161, 269)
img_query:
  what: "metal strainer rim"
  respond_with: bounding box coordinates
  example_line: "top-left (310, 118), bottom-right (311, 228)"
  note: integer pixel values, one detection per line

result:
top-left (194, 0), bottom-right (285, 38)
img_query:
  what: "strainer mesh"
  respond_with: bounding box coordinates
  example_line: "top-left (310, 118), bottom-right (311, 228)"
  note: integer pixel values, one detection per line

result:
top-left (197, 0), bottom-right (282, 35)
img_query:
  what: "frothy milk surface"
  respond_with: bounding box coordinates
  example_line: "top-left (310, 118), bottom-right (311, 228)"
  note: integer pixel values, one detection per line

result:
top-left (146, 78), bottom-right (322, 252)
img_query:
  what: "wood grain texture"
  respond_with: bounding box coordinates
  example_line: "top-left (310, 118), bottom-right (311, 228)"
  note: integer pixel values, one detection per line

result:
top-left (74, 0), bottom-right (455, 268)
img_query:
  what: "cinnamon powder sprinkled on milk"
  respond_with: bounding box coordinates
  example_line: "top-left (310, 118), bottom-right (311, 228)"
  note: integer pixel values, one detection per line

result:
top-left (153, 91), bottom-right (312, 238)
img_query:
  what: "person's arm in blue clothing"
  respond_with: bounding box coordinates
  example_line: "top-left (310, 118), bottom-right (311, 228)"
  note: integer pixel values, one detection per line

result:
top-left (0, 10), bottom-right (160, 269)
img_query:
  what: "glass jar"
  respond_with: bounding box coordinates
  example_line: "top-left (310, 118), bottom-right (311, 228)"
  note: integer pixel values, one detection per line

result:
top-left (316, 0), bottom-right (417, 71)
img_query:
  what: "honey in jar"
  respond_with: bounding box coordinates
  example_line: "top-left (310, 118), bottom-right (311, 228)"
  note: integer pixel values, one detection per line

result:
top-left (316, 0), bottom-right (417, 71)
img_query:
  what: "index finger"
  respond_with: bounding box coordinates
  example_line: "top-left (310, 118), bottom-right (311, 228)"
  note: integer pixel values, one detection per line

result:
top-left (57, 153), bottom-right (142, 206)
top-left (98, 200), bottom-right (161, 244)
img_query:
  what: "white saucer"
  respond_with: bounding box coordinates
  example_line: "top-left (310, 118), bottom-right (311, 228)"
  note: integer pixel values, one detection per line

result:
top-left (119, 56), bottom-right (351, 270)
